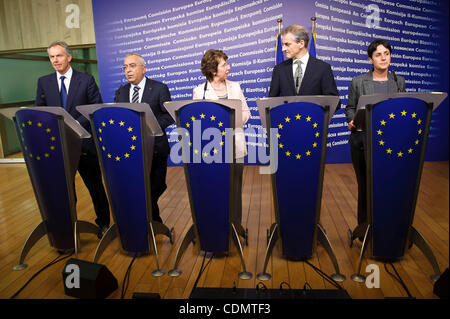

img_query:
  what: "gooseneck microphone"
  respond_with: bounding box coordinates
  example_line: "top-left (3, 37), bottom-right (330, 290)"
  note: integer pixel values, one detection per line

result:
top-left (114, 85), bottom-right (122, 102)
top-left (202, 81), bottom-right (207, 100)
top-left (391, 70), bottom-right (399, 92)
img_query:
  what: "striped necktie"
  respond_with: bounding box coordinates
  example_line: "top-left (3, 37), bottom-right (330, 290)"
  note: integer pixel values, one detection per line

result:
top-left (132, 86), bottom-right (140, 103)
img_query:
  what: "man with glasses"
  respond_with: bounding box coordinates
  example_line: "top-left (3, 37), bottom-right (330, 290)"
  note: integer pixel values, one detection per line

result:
top-left (35, 41), bottom-right (111, 238)
top-left (114, 53), bottom-right (174, 223)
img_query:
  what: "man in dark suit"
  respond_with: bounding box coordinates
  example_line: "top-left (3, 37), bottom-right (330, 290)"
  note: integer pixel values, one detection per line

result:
top-left (269, 24), bottom-right (339, 100)
top-left (35, 41), bottom-right (110, 238)
top-left (114, 53), bottom-right (174, 223)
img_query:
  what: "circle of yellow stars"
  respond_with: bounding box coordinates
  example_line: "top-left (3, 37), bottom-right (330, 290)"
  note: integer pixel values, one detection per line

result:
top-left (185, 113), bottom-right (225, 158)
top-left (20, 120), bottom-right (57, 161)
top-left (97, 118), bottom-right (137, 162)
top-left (277, 113), bottom-right (320, 160)
top-left (377, 110), bottom-right (423, 158)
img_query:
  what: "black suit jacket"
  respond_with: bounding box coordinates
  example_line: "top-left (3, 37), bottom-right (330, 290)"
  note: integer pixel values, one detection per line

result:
top-left (114, 77), bottom-right (174, 156)
top-left (269, 57), bottom-right (340, 107)
top-left (35, 69), bottom-right (102, 151)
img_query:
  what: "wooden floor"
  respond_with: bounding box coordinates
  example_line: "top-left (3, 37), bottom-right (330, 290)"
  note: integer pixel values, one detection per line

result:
top-left (0, 162), bottom-right (448, 299)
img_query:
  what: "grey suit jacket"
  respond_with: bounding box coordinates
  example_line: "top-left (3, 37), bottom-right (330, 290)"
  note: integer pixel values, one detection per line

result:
top-left (345, 71), bottom-right (405, 123)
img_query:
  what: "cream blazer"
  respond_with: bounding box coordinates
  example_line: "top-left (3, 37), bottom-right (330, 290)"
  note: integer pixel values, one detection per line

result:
top-left (192, 80), bottom-right (251, 158)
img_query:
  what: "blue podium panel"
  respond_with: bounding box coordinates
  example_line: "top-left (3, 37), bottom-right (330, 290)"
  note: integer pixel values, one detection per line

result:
top-left (178, 102), bottom-right (232, 253)
top-left (15, 109), bottom-right (74, 249)
top-left (370, 97), bottom-right (428, 259)
top-left (92, 107), bottom-right (149, 253)
top-left (270, 102), bottom-right (325, 258)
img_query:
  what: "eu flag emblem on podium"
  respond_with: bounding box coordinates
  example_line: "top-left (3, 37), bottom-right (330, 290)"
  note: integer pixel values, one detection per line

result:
top-left (270, 102), bottom-right (324, 258)
top-left (11, 107), bottom-right (100, 271)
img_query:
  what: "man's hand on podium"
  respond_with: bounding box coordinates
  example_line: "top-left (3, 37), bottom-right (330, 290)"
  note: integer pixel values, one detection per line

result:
top-left (348, 120), bottom-right (357, 132)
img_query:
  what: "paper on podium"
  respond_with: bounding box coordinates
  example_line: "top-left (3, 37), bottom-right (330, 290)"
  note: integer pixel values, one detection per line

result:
top-left (164, 99), bottom-right (243, 129)
top-left (256, 95), bottom-right (340, 129)
top-left (76, 103), bottom-right (164, 136)
top-left (354, 92), bottom-right (448, 128)
top-left (0, 106), bottom-right (91, 138)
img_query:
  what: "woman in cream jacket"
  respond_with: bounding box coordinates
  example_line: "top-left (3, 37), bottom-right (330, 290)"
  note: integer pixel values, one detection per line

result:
top-left (192, 49), bottom-right (250, 234)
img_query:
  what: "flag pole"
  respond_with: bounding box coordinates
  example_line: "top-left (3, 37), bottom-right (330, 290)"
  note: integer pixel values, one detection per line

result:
top-left (311, 16), bottom-right (316, 34)
top-left (275, 19), bottom-right (284, 65)
top-left (310, 17), bottom-right (317, 58)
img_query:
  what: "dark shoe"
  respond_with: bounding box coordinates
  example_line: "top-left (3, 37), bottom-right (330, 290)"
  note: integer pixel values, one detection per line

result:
top-left (97, 225), bottom-right (109, 239)
top-left (152, 215), bottom-right (163, 223)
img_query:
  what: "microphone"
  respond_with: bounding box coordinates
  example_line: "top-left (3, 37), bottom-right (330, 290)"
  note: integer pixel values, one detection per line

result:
top-left (391, 71), bottom-right (399, 92)
top-left (114, 86), bottom-right (122, 102)
top-left (202, 81), bottom-right (207, 100)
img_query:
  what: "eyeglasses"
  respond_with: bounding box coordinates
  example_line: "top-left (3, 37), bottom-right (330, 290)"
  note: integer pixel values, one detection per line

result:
top-left (122, 63), bottom-right (142, 71)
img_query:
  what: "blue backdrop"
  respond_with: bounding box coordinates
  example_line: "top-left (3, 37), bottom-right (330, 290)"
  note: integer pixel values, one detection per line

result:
top-left (91, 0), bottom-right (449, 164)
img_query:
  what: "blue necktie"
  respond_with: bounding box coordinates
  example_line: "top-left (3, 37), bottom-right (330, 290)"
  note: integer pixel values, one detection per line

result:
top-left (60, 76), bottom-right (67, 109)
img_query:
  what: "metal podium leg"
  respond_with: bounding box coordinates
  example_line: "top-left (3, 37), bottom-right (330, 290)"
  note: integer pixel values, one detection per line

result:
top-left (168, 225), bottom-right (196, 277)
top-left (316, 224), bottom-right (346, 282)
top-left (409, 226), bottom-right (441, 281)
top-left (151, 221), bottom-right (175, 244)
top-left (231, 223), bottom-right (252, 280)
top-left (148, 221), bottom-right (165, 277)
top-left (13, 221), bottom-right (47, 270)
top-left (74, 220), bottom-right (100, 257)
top-left (93, 224), bottom-right (118, 264)
top-left (257, 223), bottom-right (279, 281)
top-left (76, 220), bottom-right (100, 235)
top-left (233, 223), bottom-right (248, 246)
top-left (351, 224), bottom-right (370, 282)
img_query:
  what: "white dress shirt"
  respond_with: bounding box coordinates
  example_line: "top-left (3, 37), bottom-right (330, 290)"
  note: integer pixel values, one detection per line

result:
top-left (56, 67), bottom-right (73, 94)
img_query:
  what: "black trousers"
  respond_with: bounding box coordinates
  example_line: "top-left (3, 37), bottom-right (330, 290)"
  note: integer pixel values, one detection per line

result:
top-left (232, 162), bottom-right (244, 226)
top-left (150, 152), bottom-right (169, 223)
top-left (349, 131), bottom-right (367, 226)
top-left (77, 146), bottom-right (110, 228)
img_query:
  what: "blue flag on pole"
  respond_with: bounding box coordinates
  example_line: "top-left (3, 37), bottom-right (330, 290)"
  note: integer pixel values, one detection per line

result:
top-left (275, 32), bottom-right (284, 65)
top-left (309, 29), bottom-right (316, 58)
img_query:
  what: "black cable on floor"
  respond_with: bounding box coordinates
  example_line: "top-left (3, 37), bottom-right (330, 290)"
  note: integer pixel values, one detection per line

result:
top-left (10, 251), bottom-right (73, 299)
top-left (121, 253), bottom-right (137, 299)
top-left (192, 251), bottom-right (214, 292)
top-left (304, 260), bottom-right (343, 290)
top-left (385, 263), bottom-right (413, 298)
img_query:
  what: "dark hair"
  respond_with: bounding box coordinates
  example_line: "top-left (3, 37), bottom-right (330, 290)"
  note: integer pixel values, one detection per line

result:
top-left (200, 49), bottom-right (228, 82)
top-left (367, 39), bottom-right (392, 58)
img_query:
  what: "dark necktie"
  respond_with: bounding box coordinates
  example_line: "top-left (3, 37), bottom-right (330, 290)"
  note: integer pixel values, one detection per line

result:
top-left (294, 60), bottom-right (303, 94)
top-left (132, 86), bottom-right (140, 103)
top-left (60, 76), bottom-right (67, 109)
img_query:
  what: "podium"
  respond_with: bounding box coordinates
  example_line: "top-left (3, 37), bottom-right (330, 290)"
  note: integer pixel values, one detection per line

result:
top-left (77, 103), bottom-right (174, 276)
top-left (348, 92), bottom-right (447, 282)
top-left (164, 99), bottom-right (252, 279)
top-left (0, 107), bottom-right (100, 270)
top-left (255, 96), bottom-right (345, 281)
